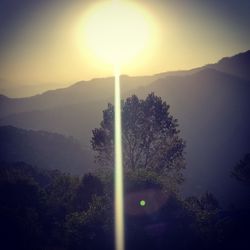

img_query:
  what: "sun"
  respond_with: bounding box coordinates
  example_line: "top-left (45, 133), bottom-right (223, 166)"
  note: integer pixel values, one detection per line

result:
top-left (82, 0), bottom-right (153, 65)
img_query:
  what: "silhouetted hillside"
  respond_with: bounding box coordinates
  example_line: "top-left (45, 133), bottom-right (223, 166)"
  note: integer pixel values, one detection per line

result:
top-left (206, 50), bottom-right (250, 81)
top-left (0, 75), bottom-right (157, 118)
top-left (0, 126), bottom-right (92, 174)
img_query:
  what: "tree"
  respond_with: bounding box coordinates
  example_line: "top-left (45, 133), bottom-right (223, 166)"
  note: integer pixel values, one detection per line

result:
top-left (185, 193), bottom-right (220, 249)
top-left (0, 163), bottom-right (48, 250)
top-left (74, 173), bottom-right (104, 211)
top-left (91, 93), bottom-right (186, 184)
top-left (64, 195), bottom-right (112, 250)
top-left (231, 153), bottom-right (250, 185)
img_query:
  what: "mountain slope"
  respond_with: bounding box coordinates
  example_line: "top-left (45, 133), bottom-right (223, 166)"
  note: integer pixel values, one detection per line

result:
top-left (0, 126), bottom-right (93, 175)
top-left (206, 50), bottom-right (250, 81)
top-left (0, 75), bottom-right (157, 118)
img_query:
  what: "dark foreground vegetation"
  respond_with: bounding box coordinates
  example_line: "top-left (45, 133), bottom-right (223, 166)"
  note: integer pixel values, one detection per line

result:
top-left (0, 94), bottom-right (249, 250)
top-left (0, 161), bottom-right (249, 250)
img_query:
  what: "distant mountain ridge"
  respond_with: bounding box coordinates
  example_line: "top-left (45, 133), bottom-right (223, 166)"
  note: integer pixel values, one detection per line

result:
top-left (0, 75), bottom-right (158, 117)
top-left (0, 50), bottom-right (249, 118)
top-left (206, 50), bottom-right (250, 81)
top-left (0, 126), bottom-right (92, 174)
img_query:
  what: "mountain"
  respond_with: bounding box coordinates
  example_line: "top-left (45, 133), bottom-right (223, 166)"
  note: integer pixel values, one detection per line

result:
top-left (0, 50), bottom-right (249, 205)
top-left (133, 68), bottom-right (250, 205)
top-left (1, 50), bottom-right (249, 118)
top-left (0, 78), bottom-right (61, 98)
top-left (0, 126), bottom-right (93, 175)
top-left (0, 75), bottom-right (158, 118)
top-left (206, 50), bottom-right (250, 81)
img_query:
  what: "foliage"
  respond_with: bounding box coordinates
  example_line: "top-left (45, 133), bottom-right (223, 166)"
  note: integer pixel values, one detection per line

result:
top-left (185, 192), bottom-right (222, 249)
top-left (0, 163), bottom-right (47, 250)
top-left (0, 162), bottom-right (250, 249)
top-left (73, 173), bottom-right (104, 211)
top-left (0, 162), bottom-right (110, 250)
top-left (125, 168), bottom-right (163, 192)
top-left (64, 195), bottom-right (112, 250)
top-left (231, 153), bottom-right (250, 185)
top-left (91, 93), bottom-right (186, 185)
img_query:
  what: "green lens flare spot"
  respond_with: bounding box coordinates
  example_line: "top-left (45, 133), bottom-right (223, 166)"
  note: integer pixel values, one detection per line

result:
top-left (139, 200), bottom-right (146, 207)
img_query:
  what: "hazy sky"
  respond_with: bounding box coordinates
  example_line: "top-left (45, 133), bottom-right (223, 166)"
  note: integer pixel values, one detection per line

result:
top-left (0, 0), bottom-right (249, 96)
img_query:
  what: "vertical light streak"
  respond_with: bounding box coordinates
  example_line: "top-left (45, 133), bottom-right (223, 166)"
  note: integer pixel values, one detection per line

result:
top-left (114, 64), bottom-right (125, 250)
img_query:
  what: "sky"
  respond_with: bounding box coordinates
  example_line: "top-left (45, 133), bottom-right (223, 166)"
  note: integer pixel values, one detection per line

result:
top-left (0, 0), bottom-right (249, 97)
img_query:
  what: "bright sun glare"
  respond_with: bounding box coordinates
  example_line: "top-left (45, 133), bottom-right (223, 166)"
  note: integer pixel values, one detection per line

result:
top-left (82, 2), bottom-right (155, 250)
top-left (83, 0), bottom-right (153, 64)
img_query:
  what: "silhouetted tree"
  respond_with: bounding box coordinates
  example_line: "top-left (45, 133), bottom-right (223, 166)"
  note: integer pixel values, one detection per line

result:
top-left (185, 192), bottom-right (220, 249)
top-left (91, 93), bottom-right (186, 185)
top-left (2, 161), bottom-right (249, 249)
top-left (65, 195), bottom-right (112, 250)
top-left (0, 163), bottom-right (47, 250)
top-left (0, 162), bottom-right (110, 250)
top-left (231, 153), bottom-right (250, 185)
top-left (74, 173), bottom-right (104, 211)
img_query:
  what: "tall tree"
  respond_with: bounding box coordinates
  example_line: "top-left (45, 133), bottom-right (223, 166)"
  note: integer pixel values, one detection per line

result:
top-left (232, 153), bottom-right (250, 185)
top-left (91, 93), bottom-right (185, 184)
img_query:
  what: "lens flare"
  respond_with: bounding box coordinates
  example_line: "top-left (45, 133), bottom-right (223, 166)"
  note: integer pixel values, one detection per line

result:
top-left (82, 0), bottom-right (154, 65)
top-left (114, 64), bottom-right (124, 250)
top-left (140, 200), bottom-right (146, 207)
